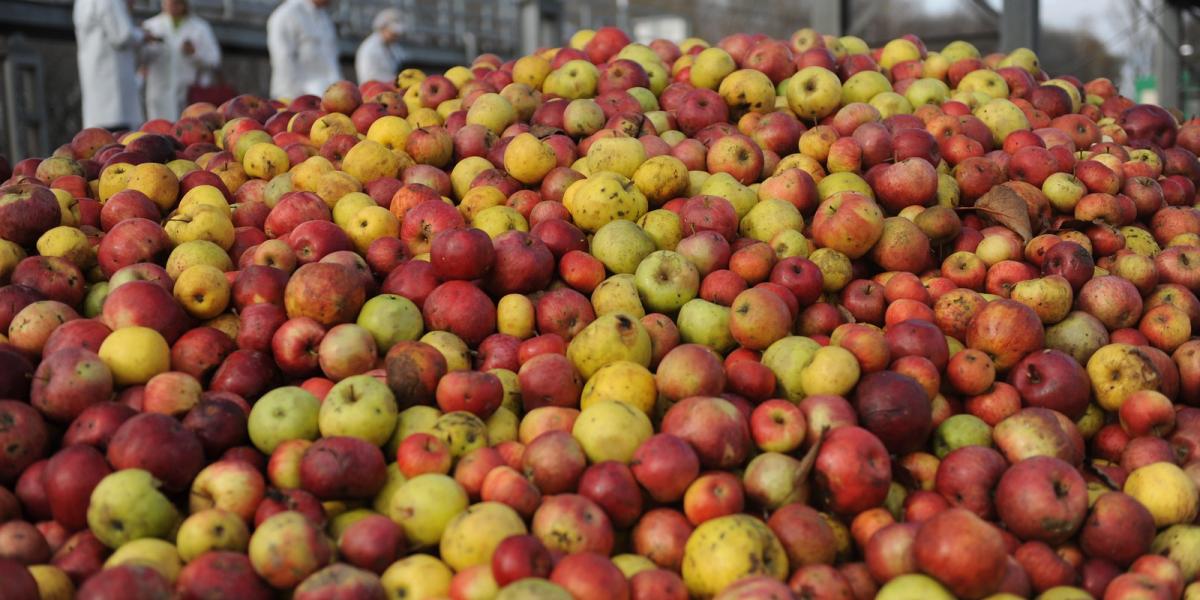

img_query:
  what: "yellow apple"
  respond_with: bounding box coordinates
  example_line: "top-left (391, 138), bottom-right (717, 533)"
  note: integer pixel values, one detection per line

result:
top-left (126, 162), bottom-right (180, 213)
top-left (174, 264), bottom-right (231, 319)
top-left (99, 326), bottom-right (171, 386)
top-left (504, 133), bottom-right (557, 184)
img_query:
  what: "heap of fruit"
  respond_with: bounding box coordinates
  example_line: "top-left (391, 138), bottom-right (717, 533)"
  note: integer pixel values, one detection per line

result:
top-left (3, 23), bottom-right (1200, 600)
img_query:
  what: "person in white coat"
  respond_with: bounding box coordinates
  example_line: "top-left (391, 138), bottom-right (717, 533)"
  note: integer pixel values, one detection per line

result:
top-left (141, 0), bottom-right (221, 121)
top-left (356, 9), bottom-right (408, 85)
top-left (267, 0), bottom-right (341, 101)
top-left (74, 0), bottom-right (150, 130)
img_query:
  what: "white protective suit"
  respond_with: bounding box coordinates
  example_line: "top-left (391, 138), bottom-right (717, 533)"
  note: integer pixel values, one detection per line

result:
top-left (141, 13), bottom-right (221, 121)
top-left (267, 0), bottom-right (341, 101)
top-left (356, 31), bottom-right (405, 85)
top-left (73, 0), bottom-right (145, 129)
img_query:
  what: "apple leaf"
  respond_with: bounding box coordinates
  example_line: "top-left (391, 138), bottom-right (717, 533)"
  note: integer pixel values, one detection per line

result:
top-left (968, 185), bottom-right (1034, 242)
top-left (796, 427), bottom-right (824, 488)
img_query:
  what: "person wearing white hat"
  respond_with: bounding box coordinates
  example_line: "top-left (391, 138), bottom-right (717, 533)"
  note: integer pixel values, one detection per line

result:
top-left (267, 0), bottom-right (341, 100)
top-left (356, 8), bottom-right (409, 85)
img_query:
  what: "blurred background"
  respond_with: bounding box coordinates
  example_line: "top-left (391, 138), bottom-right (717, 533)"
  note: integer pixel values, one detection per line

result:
top-left (0, 0), bottom-right (1196, 160)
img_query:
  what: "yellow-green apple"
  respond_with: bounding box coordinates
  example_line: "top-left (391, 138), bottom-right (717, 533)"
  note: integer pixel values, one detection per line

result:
top-left (786, 67), bottom-right (842, 120)
top-left (675, 298), bottom-right (735, 354)
top-left (633, 250), bottom-right (699, 314)
top-left (319, 375), bottom-right (398, 446)
top-left (1087, 343), bottom-right (1162, 412)
top-left (247, 386), bottom-right (321, 454)
top-left (86, 468), bottom-right (180, 548)
top-left (389, 473), bottom-right (468, 548)
top-left (176, 508), bottom-right (249, 561)
top-left (680, 514), bottom-right (787, 597)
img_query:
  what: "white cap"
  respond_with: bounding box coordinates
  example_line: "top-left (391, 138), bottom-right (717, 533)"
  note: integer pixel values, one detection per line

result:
top-left (373, 8), bottom-right (407, 34)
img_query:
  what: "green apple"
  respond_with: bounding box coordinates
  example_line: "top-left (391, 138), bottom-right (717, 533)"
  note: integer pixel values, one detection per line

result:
top-left (698, 172), bottom-right (757, 219)
top-left (955, 70), bottom-right (1009, 100)
top-left (590, 219), bottom-right (656, 275)
top-left (564, 172), bottom-right (649, 233)
top-left (440, 502), bottom-right (527, 573)
top-left (176, 508), bottom-right (249, 562)
top-left (563, 99), bottom-right (606, 137)
top-left (690, 47), bottom-right (737, 90)
top-left (319, 375), bottom-right (399, 446)
top-left (637, 209), bottom-right (684, 251)
top-left (389, 474), bottom-right (469, 548)
top-left (940, 40), bottom-right (981, 63)
top-left (879, 38), bottom-right (922, 69)
top-left (248, 386), bottom-right (321, 454)
top-left (869, 91), bottom-right (914, 117)
top-left (676, 299), bottom-right (736, 354)
top-left (931, 414), bottom-right (993, 458)
top-left (841, 70), bottom-right (892, 105)
top-left (587, 135), bottom-right (647, 179)
top-left (83, 281), bottom-right (109, 318)
top-left (634, 250), bottom-right (700, 314)
top-left (999, 47), bottom-right (1041, 75)
top-left (104, 538), bottom-right (183, 583)
top-left (88, 469), bottom-right (180, 548)
top-left (817, 172), bottom-right (875, 200)
top-left (421, 330), bottom-right (472, 372)
top-left (974, 98), bottom-right (1032, 146)
top-left (465, 93), bottom-right (517, 135)
top-left (628, 87), bottom-right (659, 112)
top-left (1042, 172), bottom-right (1086, 213)
top-left (567, 312), bottom-right (653, 378)
top-left (761, 336), bottom-right (821, 401)
top-left (591, 274), bottom-right (646, 318)
top-left (432, 411), bottom-right (489, 458)
top-left (572, 400), bottom-right (653, 463)
top-left (904, 78), bottom-right (951, 107)
top-left (877, 574), bottom-right (956, 600)
top-left (786, 66), bottom-right (842, 120)
top-left (740, 199), bottom-right (803, 242)
top-left (373, 463), bottom-right (408, 515)
top-left (797, 344), bottom-right (861, 397)
top-left (357, 294), bottom-right (424, 352)
top-left (543, 59), bottom-right (599, 100)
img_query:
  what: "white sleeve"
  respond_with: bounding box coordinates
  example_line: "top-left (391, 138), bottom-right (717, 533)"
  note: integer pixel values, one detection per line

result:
top-left (267, 10), bottom-right (297, 98)
top-left (139, 17), bottom-right (165, 61)
top-left (191, 19), bottom-right (222, 70)
top-left (100, 0), bottom-right (143, 49)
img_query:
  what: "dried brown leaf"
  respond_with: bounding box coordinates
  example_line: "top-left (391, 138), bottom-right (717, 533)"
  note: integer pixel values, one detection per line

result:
top-left (970, 185), bottom-right (1034, 242)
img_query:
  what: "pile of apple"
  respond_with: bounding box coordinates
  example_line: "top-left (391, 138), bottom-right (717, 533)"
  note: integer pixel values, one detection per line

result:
top-left (3, 23), bottom-right (1200, 600)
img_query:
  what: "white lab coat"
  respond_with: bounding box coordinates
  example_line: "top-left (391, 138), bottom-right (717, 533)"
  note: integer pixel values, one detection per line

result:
top-left (73, 0), bottom-right (144, 129)
top-left (356, 31), bottom-right (405, 85)
top-left (141, 13), bottom-right (221, 121)
top-left (267, 0), bottom-right (341, 100)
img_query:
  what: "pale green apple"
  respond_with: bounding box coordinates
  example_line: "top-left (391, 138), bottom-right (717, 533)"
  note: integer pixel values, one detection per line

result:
top-left (879, 38), bottom-right (922, 69)
top-left (319, 375), bottom-right (399, 446)
top-left (373, 463), bottom-right (408, 515)
top-left (83, 281), bottom-right (109, 318)
top-left (572, 400), bottom-right (653, 464)
top-left (567, 312), bottom-right (653, 378)
top-left (564, 172), bottom-right (648, 233)
top-left (389, 474), bottom-right (469, 548)
top-left (816, 172), bottom-right (875, 200)
top-left (974, 98), bottom-right (1032, 146)
top-left (637, 209), bottom-right (684, 251)
top-left (839, 35), bottom-right (870, 55)
top-left (176, 508), bottom-right (249, 561)
top-left (869, 91), bottom-right (914, 117)
top-left (440, 502), bottom-right (527, 572)
top-left (955, 70), bottom-right (1009, 100)
top-left (940, 40), bottom-right (981, 63)
top-left (591, 274), bottom-right (646, 318)
top-left (432, 411), bottom-right (489, 458)
top-left (841, 71), bottom-right (892, 105)
top-left (634, 250), bottom-right (699, 314)
top-left (88, 469), bottom-right (180, 548)
top-left (590, 219), bottom-right (656, 274)
top-left (357, 294), bottom-right (424, 352)
top-left (104, 538), bottom-right (183, 583)
top-left (761, 336), bottom-right (821, 401)
top-left (931, 414), bottom-right (993, 458)
top-left (248, 386), bottom-right (321, 454)
top-left (628, 87), bottom-right (660, 112)
top-left (999, 47), bottom-right (1041, 75)
top-left (690, 47), bottom-right (736, 90)
top-left (698, 172), bottom-right (757, 218)
top-left (786, 66), bottom-right (842, 120)
top-left (876, 574), bottom-right (956, 600)
top-left (676, 299), bottom-right (736, 354)
top-left (905, 78), bottom-right (951, 107)
top-left (740, 198), bottom-right (803, 242)
top-left (543, 59), bottom-right (599, 100)
top-left (587, 136), bottom-right (647, 179)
